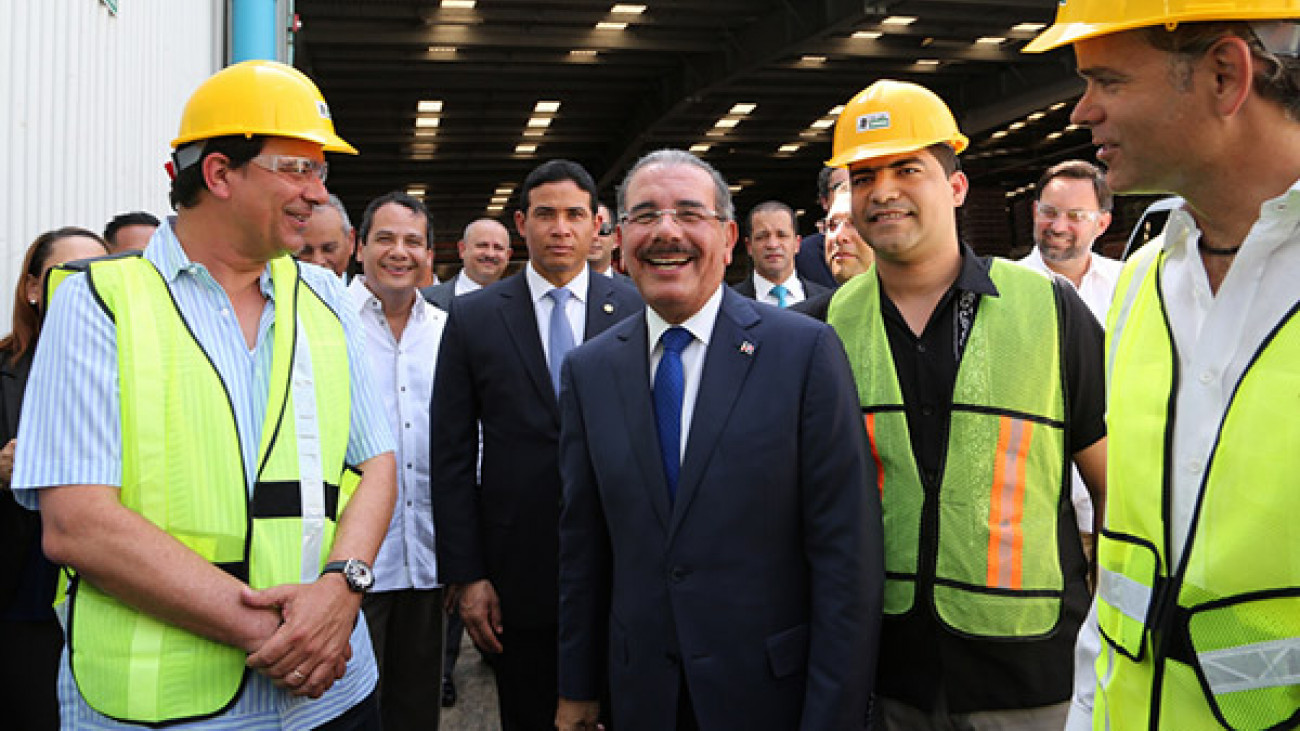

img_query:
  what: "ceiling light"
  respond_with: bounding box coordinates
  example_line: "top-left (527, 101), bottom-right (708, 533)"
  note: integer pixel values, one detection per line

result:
top-left (729, 102), bottom-right (757, 116)
top-left (991, 130), bottom-right (1008, 139)
top-left (829, 105), bottom-right (845, 116)
top-left (1046, 131), bottom-right (1063, 140)
top-left (852, 30), bottom-right (883, 39)
top-left (596, 21), bottom-right (628, 30)
top-left (411, 152), bottom-right (435, 161)
top-left (1009, 121), bottom-right (1025, 130)
top-left (414, 129), bottom-right (438, 138)
top-left (1012, 22), bottom-right (1046, 32)
top-left (527, 117), bottom-right (553, 128)
top-left (714, 118), bottom-right (740, 129)
top-left (801, 55), bottom-right (827, 64)
top-left (535, 100), bottom-right (561, 113)
top-left (779, 144), bottom-right (802, 153)
top-left (490, 195), bottom-right (509, 204)
top-left (689, 143), bottom-right (711, 153)
top-left (882, 16), bottom-right (917, 26)
top-left (610, 4), bottom-right (646, 13)
top-left (1027, 112), bottom-right (1046, 121)
top-left (976, 36), bottom-right (1006, 45)
top-left (515, 143), bottom-right (537, 154)
top-left (705, 129), bottom-right (726, 137)
top-left (407, 186), bottom-right (426, 196)
top-left (1050, 101), bottom-right (1068, 111)
top-left (916, 59), bottom-right (940, 66)
top-left (569, 49), bottom-right (598, 57)
top-left (417, 100), bottom-right (443, 113)
top-left (487, 204), bottom-right (504, 213)
top-left (494, 186), bottom-right (514, 194)
top-left (409, 142), bottom-right (437, 152)
top-left (1065, 123), bottom-right (1081, 131)
top-left (416, 117), bottom-right (440, 128)
top-left (811, 119), bottom-right (835, 129)
top-left (428, 46), bottom-right (457, 53)
top-left (522, 129), bottom-right (545, 137)
top-left (728, 185), bottom-right (743, 193)
top-left (441, 0), bottom-right (475, 8)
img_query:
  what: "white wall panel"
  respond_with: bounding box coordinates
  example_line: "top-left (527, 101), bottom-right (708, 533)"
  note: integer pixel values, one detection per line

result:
top-left (0, 0), bottom-right (224, 325)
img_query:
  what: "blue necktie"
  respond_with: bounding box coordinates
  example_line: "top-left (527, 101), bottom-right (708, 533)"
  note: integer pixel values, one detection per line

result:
top-left (771, 283), bottom-right (790, 308)
top-left (547, 288), bottom-right (575, 395)
top-left (653, 327), bottom-right (692, 503)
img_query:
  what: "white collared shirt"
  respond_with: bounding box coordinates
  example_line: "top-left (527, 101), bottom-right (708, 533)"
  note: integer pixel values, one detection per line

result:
top-left (526, 262), bottom-right (589, 369)
top-left (645, 285), bottom-right (725, 460)
top-left (347, 277), bottom-right (447, 591)
top-left (752, 271), bottom-right (806, 306)
top-left (1068, 180), bottom-right (1300, 730)
top-left (1018, 246), bottom-right (1124, 324)
top-left (453, 271), bottom-right (484, 296)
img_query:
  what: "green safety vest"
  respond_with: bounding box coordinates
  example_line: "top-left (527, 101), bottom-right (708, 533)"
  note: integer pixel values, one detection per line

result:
top-left (827, 260), bottom-right (1069, 638)
top-left (1095, 238), bottom-right (1300, 731)
top-left (52, 253), bottom-right (360, 725)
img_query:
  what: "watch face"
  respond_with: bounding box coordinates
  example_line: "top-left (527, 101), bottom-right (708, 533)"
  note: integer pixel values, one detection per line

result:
top-left (344, 559), bottom-right (374, 591)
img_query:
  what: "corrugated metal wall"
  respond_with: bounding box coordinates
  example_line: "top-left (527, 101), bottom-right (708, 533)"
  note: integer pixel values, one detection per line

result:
top-left (0, 0), bottom-right (225, 326)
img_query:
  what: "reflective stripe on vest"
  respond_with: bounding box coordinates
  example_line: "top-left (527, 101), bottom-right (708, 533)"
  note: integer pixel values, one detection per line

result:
top-left (56, 253), bottom-right (358, 725)
top-left (1099, 229), bottom-right (1300, 730)
top-left (828, 260), bottom-right (1068, 639)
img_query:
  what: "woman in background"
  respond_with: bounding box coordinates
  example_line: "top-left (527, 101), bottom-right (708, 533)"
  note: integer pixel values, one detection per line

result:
top-left (0, 227), bottom-right (110, 730)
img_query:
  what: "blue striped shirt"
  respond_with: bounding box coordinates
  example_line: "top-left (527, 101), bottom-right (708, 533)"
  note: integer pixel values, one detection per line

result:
top-left (12, 220), bottom-right (394, 729)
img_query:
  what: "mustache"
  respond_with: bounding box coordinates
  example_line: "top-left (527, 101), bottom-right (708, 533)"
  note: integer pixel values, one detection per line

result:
top-left (637, 243), bottom-right (697, 260)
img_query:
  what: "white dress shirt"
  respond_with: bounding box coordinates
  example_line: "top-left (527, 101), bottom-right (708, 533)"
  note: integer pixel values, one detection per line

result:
top-left (453, 271), bottom-right (483, 296)
top-left (645, 285), bottom-right (724, 460)
top-left (1067, 181), bottom-right (1300, 729)
top-left (752, 271), bottom-right (806, 307)
top-left (347, 277), bottom-right (447, 592)
top-left (526, 262), bottom-right (589, 370)
top-left (1017, 247), bottom-right (1124, 533)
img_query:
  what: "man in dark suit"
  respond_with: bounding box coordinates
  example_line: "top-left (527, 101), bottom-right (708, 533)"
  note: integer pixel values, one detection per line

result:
top-left (556, 149), bottom-right (883, 730)
top-left (431, 159), bottom-right (641, 730)
top-left (732, 200), bottom-right (831, 307)
top-left (792, 166), bottom-right (848, 289)
top-left (421, 217), bottom-right (512, 310)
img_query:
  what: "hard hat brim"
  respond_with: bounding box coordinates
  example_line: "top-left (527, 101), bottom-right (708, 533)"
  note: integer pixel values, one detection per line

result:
top-left (171, 129), bottom-right (358, 155)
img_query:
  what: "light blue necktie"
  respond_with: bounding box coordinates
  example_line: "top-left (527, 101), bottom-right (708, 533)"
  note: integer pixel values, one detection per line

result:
top-left (653, 327), bottom-right (692, 504)
top-left (771, 283), bottom-right (790, 308)
top-left (546, 288), bottom-right (575, 394)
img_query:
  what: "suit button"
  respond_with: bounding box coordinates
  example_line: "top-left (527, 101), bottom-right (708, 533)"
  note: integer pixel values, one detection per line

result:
top-left (669, 566), bottom-right (690, 583)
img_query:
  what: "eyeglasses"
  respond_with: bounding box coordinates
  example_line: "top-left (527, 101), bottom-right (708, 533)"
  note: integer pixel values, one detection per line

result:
top-left (621, 207), bottom-right (724, 227)
top-left (250, 154), bottom-right (329, 184)
top-left (1035, 202), bottom-right (1103, 224)
top-left (824, 215), bottom-right (853, 233)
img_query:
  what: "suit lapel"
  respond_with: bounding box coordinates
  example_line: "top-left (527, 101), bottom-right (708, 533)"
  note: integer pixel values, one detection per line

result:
top-left (609, 314), bottom-right (673, 531)
top-left (584, 272), bottom-right (631, 341)
top-left (497, 273), bottom-right (558, 414)
top-left (669, 290), bottom-right (761, 538)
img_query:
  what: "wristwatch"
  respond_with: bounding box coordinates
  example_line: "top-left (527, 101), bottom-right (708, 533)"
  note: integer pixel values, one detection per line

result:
top-left (320, 558), bottom-right (374, 593)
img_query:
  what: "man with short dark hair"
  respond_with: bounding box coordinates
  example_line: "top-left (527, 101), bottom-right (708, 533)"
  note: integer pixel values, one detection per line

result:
top-left (298, 194), bottom-right (356, 279)
top-left (1026, 6), bottom-right (1300, 729)
top-left (733, 201), bottom-right (829, 307)
top-left (793, 166), bottom-right (847, 289)
top-left (431, 159), bottom-right (640, 730)
top-left (586, 202), bottom-right (624, 279)
top-left (556, 148), bottom-right (881, 731)
top-left (421, 218), bottom-right (511, 310)
top-left (102, 211), bottom-right (160, 253)
top-left (348, 191), bottom-right (446, 731)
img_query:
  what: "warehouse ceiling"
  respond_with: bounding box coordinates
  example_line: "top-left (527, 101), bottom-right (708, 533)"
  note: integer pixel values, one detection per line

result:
top-left (294, 0), bottom-right (1089, 248)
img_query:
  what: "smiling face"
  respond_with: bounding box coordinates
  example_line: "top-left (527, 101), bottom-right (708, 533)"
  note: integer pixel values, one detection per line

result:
top-left (515, 179), bottom-right (596, 287)
top-left (1071, 30), bottom-right (1203, 195)
top-left (297, 204), bottom-right (354, 276)
top-left (458, 218), bottom-right (512, 285)
top-left (1033, 176), bottom-right (1111, 265)
top-left (849, 147), bottom-right (967, 265)
top-left (228, 136), bottom-right (331, 261)
top-left (357, 201), bottom-right (432, 299)
top-left (620, 162), bottom-right (737, 324)
top-left (745, 207), bottom-right (799, 284)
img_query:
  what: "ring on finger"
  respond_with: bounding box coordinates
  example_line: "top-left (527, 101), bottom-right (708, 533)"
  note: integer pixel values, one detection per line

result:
top-left (290, 669), bottom-right (306, 683)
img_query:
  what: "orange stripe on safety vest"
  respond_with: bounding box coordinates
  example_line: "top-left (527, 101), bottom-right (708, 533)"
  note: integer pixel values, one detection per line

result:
top-left (864, 413), bottom-right (884, 497)
top-left (986, 416), bottom-right (1033, 589)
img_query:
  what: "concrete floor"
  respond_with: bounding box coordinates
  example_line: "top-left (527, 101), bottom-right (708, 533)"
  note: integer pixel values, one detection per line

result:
top-left (440, 629), bottom-right (502, 730)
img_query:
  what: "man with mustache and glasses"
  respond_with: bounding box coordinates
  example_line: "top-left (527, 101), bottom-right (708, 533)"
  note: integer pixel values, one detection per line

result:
top-left (822, 80), bottom-right (1108, 730)
top-left (555, 149), bottom-right (882, 731)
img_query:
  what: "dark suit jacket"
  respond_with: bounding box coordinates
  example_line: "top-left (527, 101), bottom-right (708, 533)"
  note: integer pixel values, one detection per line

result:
top-left (431, 270), bottom-right (641, 630)
top-left (794, 232), bottom-right (838, 289)
top-left (420, 277), bottom-right (456, 311)
top-left (732, 273), bottom-right (831, 305)
top-left (557, 289), bottom-right (884, 730)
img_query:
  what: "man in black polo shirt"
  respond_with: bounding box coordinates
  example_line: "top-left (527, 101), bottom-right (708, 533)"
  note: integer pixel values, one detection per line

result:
top-left (821, 79), bottom-right (1107, 729)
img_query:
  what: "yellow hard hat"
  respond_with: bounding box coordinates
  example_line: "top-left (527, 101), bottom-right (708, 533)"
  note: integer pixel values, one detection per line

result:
top-left (1024, 0), bottom-right (1300, 53)
top-left (171, 60), bottom-right (357, 154)
top-left (826, 80), bottom-right (968, 168)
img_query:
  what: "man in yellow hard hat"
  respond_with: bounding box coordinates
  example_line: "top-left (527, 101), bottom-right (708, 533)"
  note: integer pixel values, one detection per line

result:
top-left (821, 79), bottom-right (1108, 729)
top-left (10, 60), bottom-right (396, 729)
top-left (1026, 3), bottom-right (1300, 729)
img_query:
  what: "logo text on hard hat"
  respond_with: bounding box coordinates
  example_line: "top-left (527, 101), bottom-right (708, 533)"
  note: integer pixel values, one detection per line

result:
top-left (857, 112), bottom-right (891, 133)
top-left (317, 101), bottom-right (332, 120)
